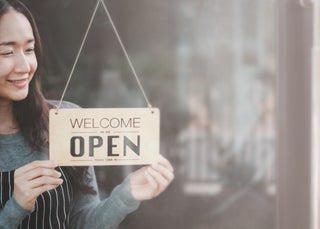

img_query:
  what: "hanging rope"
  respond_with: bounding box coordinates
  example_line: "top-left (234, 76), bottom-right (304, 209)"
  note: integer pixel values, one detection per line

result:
top-left (100, 0), bottom-right (152, 108)
top-left (56, 0), bottom-right (152, 113)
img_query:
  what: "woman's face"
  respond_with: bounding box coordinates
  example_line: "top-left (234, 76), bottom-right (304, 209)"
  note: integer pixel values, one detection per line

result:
top-left (0, 10), bottom-right (37, 103)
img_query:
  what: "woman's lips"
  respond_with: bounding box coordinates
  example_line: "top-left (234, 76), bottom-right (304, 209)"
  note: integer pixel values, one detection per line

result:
top-left (8, 78), bottom-right (28, 88)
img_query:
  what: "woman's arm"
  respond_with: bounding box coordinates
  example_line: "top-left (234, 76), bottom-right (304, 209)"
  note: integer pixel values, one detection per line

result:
top-left (0, 197), bottom-right (30, 229)
top-left (69, 167), bottom-right (140, 229)
top-left (69, 155), bottom-right (174, 229)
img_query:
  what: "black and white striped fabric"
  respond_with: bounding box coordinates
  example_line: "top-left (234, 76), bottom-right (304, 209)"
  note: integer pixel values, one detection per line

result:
top-left (0, 167), bottom-right (73, 229)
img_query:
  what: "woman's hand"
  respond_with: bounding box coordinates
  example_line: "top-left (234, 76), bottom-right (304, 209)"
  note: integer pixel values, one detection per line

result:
top-left (129, 155), bottom-right (174, 201)
top-left (13, 160), bottom-right (63, 211)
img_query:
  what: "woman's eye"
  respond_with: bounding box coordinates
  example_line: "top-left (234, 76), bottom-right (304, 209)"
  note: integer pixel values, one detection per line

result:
top-left (0, 51), bottom-right (13, 56)
top-left (25, 47), bottom-right (35, 54)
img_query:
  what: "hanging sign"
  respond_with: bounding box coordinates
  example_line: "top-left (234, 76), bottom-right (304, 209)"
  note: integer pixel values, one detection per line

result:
top-left (49, 108), bottom-right (159, 166)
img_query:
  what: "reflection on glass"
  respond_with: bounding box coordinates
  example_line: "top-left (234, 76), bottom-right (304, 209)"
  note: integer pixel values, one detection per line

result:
top-left (36, 0), bottom-right (276, 228)
top-left (174, 1), bottom-right (276, 228)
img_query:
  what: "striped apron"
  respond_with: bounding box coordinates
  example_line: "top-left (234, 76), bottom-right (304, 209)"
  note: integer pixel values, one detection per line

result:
top-left (0, 167), bottom-right (73, 229)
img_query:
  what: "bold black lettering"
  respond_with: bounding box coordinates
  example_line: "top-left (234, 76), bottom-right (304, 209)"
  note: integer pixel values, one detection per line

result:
top-left (124, 135), bottom-right (140, 156)
top-left (89, 136), bottom-right (103, 157)
top-left (70, 136), bottom-right (84, 157)
top-left (108, 136), bottom-right (119, 156)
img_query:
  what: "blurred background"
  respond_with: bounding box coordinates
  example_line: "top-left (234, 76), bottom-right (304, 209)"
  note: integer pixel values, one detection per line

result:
top-left (21, 0), bottom-right (314, 228)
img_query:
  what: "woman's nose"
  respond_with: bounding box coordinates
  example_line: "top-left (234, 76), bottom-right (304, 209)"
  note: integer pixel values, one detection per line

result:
top-left (14, 52), bottom-right (31, 73)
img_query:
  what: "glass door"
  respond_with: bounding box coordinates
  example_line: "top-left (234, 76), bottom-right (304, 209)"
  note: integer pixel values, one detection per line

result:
top-left (27, 0), bottom-right (316, 228)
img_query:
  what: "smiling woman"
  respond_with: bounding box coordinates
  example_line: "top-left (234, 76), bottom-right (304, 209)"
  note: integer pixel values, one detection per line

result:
top-left (0, 10), bottom-right (37, 102)
top-left (0, 0), bottom-right (174, 228)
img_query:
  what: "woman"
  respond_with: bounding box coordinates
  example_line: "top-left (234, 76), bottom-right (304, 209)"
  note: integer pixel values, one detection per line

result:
top-left (0, 0), bottom-right (174, 228)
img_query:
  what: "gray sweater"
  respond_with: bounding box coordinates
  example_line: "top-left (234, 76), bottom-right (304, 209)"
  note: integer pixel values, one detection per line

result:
top-left (0, 103), bottom-right (140, 229)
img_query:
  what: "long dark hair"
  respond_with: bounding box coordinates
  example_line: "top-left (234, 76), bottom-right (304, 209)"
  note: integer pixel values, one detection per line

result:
top-left (1, 0), bottom-right (95, 195)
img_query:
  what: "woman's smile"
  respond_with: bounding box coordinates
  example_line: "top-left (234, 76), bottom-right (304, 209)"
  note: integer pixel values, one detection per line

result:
top-left (7, 77), bottom-right (28, 88)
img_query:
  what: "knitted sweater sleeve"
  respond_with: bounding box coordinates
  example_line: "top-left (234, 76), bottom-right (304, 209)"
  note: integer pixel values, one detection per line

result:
top-left (69, 166), bottom-right (140, 229)
top-left (0, 197), bottom-right (31, 229)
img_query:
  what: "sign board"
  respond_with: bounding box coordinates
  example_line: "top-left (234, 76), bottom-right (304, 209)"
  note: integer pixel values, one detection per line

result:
top-left (49, 108), bottom-right (160, 166)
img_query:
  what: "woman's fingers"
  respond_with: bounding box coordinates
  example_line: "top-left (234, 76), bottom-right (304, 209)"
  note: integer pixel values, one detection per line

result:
top-left (28, 175), bottom-right (63, 189)
top-left (144, 169), bottom-right (158, 189)
top-left (15, 160), bottom-right (58, 177)
top-left (16, 168), bottom-right (61, 183)
top-left (33, 184), bottom-right (61, 198)
top-left (151, 162), bottom-right (175, 182)
top-left (14, 160), bottom-right (63, 211)
top-left (129, 154), bottom-right (174, 201)
top-left (149, 154), bottom-right (175, 185)
top-left (18, 183), bottom-right (61, 203)
top-left (158, 154), bottom-right (174, 172)
top-left (15, 161), bottom-right (62, 189)
top-left (144, 155), bottom-right (175, 194)
top-left (146, 167), bottom-right (170, 191)
top-left (15, 175), bottom-right (63, 193)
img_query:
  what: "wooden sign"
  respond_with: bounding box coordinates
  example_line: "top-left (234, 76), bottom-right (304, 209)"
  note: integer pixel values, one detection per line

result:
top-left (49, 108), bottom-right (160, 166)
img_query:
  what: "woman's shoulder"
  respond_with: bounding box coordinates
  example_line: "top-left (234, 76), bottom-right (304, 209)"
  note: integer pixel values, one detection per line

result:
top-left (46, 100), bottom-right (82, 109)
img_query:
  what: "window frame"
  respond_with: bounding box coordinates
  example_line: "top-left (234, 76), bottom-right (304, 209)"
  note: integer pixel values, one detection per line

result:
top-left (276, 1), bottom-right (312, 229)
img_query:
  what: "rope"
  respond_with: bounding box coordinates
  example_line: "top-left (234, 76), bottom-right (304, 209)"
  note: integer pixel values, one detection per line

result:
top-left (56, 0), bottom-right (152, 112)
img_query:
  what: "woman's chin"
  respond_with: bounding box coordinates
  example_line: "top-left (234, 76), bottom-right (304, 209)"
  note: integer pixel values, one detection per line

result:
top-left (11, 91), bottom-right (29, 102)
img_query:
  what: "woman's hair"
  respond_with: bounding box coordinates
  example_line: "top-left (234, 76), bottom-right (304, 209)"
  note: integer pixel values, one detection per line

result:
top-left (0, 0), bottom-right (48, 149)
top-left (0, 0), bottom-right (95, 195)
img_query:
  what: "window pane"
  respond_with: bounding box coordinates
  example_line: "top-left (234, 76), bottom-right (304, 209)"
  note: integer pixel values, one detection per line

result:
top-left (32, 0), bottom-right (277, 228)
